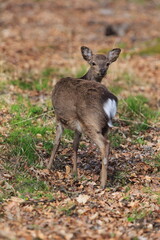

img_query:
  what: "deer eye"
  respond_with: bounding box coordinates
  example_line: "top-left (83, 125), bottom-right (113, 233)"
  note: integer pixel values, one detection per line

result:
top-left (106, 63), bottom-right (110, 67)
top-left (92, 62), bottom-right (96, 66)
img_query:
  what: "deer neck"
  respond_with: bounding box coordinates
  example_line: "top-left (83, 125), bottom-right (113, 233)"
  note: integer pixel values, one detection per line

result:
top-left (80, 68), bottom-right (103, 82)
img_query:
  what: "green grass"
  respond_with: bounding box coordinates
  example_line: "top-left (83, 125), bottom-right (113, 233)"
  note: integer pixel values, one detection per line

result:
top-left (142, 186), bottom-right (160, 205)
top-left (138, 38), bottom-right (160, 56)
top-left (118, 95), bottom-right (159, 132)
top-left (109, 131), bottom-right (126, 148)
top-left (28, 105), bottom-right (44, 116)
top-left (123, 194), bottom-right (131, 201)
top-left (112, 72), bottom-right (139, 91)
top-left (20, 76), bottom-right (49, 91)
top-left (118, 95), bottom-right (160, 133)
top-left (63, 129), bottom-right (74, 141)
top-left (42, 67), bottom-right (59, 78)
top-left (0, 172), bottom-right (52, 201)
top-left (119, 72), bottom-right (137, 86)
top-left (109, 37), bottom-right (160, 58)
top-left (6, 122), bottom-right (52, 165)
top-left (7, 130), bottom-right (37, 165)
top-left (127, 0), bottom-right (150, 4)
top-left (3, 97), bottom-right (53, 166)
top-left (98, 44), bottom-right (126, 54)
top-left (15, 174), bottom-right (49, 196)
top-left (127, 209), bottom-right (150, 222)
top-left (113, 171), bottom-right (129, 186)
top-left (123, 37), bottom-right (160, 57)
top-left (132, 136), bottom-right (146, 145)
top-left (117, 42), bottom-right (127, 49)
top-left (9, 67), bottom-right (64, 91)
top-left (109, 85), bottom-right (123, 95)
top-left (0, 79), bottom-right (7, 92)
top-left (98, 48), bottom-right (110, 54)
top-left (144, 154), bottom-right (160, 170)
top-left (75, 65), bottom-right (87, 78)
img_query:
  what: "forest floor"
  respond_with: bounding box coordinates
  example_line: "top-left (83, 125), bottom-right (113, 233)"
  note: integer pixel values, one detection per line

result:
top-left (0, 0), bottom-right (160, 239)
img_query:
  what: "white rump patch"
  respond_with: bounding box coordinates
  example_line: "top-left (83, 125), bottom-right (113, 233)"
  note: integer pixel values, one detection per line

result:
top-left (103, 99), bottom-right (117, 127)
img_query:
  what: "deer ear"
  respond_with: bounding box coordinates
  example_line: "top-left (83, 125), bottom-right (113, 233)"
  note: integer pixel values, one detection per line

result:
top-left (108, 48), bottom-right (121, 63)
top-left (81, 46), bottom-right (93, 62)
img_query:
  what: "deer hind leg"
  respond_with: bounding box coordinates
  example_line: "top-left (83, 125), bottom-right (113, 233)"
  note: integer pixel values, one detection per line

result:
top-left (47, 122), bottom-right (63, 169)
top-left (100, 140), bottom-right (110, 188)
top-left (72, 131), bottom-right (81, 175)
top-left (86, 128), bottom-right (110, 188)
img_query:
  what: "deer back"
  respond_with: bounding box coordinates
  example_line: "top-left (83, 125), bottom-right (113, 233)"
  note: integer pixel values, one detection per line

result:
top-left (52, 77), bottom-right (117, 134)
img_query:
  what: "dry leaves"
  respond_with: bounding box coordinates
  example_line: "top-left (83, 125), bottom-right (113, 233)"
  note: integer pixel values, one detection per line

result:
top-left (76, 194), bottom-right (90, 204)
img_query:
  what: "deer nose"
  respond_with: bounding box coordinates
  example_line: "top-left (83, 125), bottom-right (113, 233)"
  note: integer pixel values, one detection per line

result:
top-left (100, 69), bottom-right (106, 75)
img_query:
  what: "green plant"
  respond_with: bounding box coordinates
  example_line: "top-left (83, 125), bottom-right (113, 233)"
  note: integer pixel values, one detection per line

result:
top-left (28, 105), bottom-right (43, 116)
top-left (14, 174), bottom-right (50, 199)
top-left (42, 67), bottom-right (59, 78)
top-left (113, 171), bottom-right (129, 186)
top-left (10, 69), bottom-right (54, 91)
top-left (109, 85), bottom-right (123, 95)
top-left (75, 65), bottom-right (87, 78)
top-left (123, 194), bottom-right (131, 201)
top-left (109, 131), bottom-right (126, 148)
top-left (138, 38), bottom-right (160, 56)
top-left (63, 129), bottom-right (74, 141)
top-left (133, 136), bottom-right (146, 145)
top-left (118, 95), bottom-right (159, 132)
top-left (127, 0), bottom-right (151, 5)
top-left (127, 209), bottom-right (150, 222)
top-left (7, 130), bottom-right (37, 165)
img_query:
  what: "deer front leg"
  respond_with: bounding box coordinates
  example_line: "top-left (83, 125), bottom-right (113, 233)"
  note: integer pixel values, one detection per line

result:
top-left (72, 131), bottom-right (81, 175)
top-left (47, 122), bottom-right (63, 169)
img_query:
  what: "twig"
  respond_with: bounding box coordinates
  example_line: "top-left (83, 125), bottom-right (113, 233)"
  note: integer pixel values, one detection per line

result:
top-left (10, 110), bottom-right (54, 126)
top-left (6, 106), bottom-right (160, 131)
top-left (20, 198), bottom-right (56, 206)
top-left (115, 118), bottom-right (160, 130)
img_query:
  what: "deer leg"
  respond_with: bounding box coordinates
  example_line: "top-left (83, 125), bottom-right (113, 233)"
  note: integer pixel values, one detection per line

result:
top-left (72, 131), bottom-right (81, 175)
top-left (47, 122), bottom-right (63, 169)
top-left (100, 140), bottom-right (110, 189)
top-left (87, 129), bottom-right (109, 189)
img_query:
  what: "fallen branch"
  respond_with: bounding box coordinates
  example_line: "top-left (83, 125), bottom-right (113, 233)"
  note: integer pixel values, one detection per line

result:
top-left (11, 110), bottom-right (54, 126)
top-left (20, 198), bottom-right (56, 206)
top-left (115, 118), bottom-right (160, 130)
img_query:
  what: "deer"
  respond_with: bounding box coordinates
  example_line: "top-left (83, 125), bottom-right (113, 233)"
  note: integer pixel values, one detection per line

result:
top-left (47, 46), bottom-right (121, 188)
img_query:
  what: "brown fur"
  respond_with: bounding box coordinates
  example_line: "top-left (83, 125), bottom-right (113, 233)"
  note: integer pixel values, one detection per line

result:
top-left (48, 77), bottom-right (118, 188)
top-left (53, 77), bottom-right (117, 134)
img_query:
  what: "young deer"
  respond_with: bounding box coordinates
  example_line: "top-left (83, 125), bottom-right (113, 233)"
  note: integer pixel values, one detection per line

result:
top-left (48, 47), bottom-right (121, 188)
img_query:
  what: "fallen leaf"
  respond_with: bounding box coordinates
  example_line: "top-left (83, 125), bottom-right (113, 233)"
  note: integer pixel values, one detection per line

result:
top-left (76, 194), bottom-right (90, 204)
